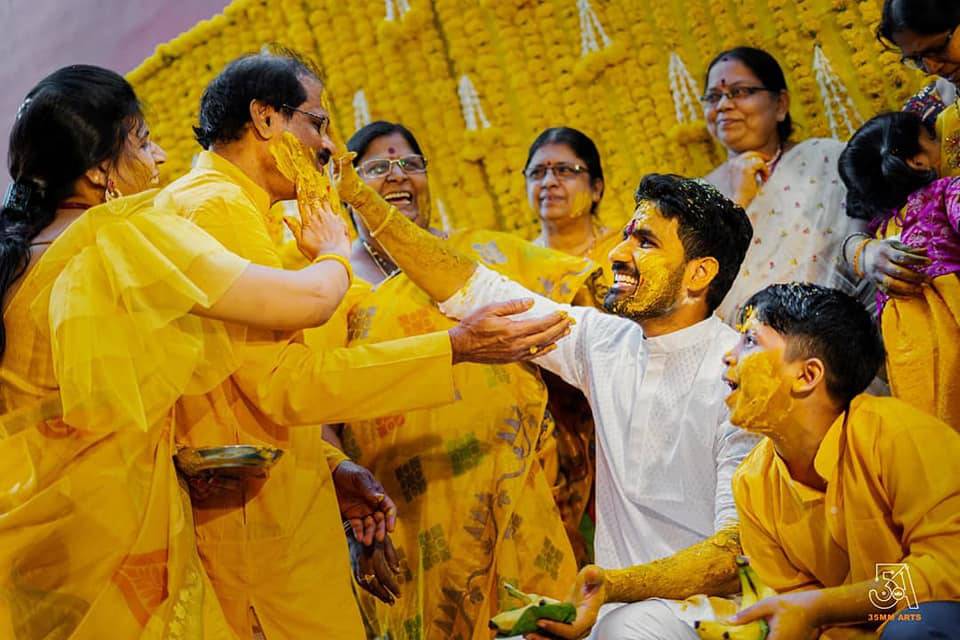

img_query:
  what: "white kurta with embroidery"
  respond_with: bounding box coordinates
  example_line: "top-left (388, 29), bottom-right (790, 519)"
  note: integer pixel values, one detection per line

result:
top-left (440, 266), bottom-right (759, 572)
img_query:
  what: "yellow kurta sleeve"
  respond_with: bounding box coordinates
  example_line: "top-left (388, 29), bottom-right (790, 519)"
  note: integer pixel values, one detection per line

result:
top-left (233, 331), bottom-right (456, 426)
top-left (322, 439), bottom-right (350, 472)
top-left (874, 416), bottom-right (960, 601)
top-left (168, 181), bottom-right (459, 428)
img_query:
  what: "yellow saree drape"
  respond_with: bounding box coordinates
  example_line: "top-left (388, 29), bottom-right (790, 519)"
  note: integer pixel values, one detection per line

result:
top-left (0, 191), bottom-right (246, 639)
top-left (937, 99), bottom-right (960, 178)
top-left (318, 229), bottom-right (598, 639)
top-left (877, 215), bottom-right (960, 431)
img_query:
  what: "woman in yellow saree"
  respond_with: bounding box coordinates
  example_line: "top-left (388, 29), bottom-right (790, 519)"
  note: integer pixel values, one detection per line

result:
top-left (309, 121), bottom-right (599, 639)
top-left (0, 66), bottom-right (356, 639)
top-left (839, 106), bottom-right (960, 429)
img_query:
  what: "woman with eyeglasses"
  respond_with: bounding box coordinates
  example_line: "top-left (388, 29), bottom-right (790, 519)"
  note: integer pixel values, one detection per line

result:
top-left (880, 0), bottom-right (960, 91)
top-left (524, 127), bottom-right (622, 295)
top-left (303, 120), bottom-right (602, 638)
top-left (521, 127), bottom-right (614, 571)
top-left (701, 46), bottom-right (864, 323)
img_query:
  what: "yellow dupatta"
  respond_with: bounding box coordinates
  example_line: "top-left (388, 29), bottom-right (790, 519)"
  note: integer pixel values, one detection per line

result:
top-left (337, 229), bottom-right (598, 639)
top-left (0, 191), bottom-right (245, 639)
top-left (937, 99), bottom-right (960, 178)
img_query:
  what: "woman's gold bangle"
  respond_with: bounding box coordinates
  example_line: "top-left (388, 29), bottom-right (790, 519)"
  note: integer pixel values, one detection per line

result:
top-left (369, 207), bottom-right (395, 238)
top-left (313, 253), bottom-right (354, 285)
top-left (852, 237), bottom-right (872, 280)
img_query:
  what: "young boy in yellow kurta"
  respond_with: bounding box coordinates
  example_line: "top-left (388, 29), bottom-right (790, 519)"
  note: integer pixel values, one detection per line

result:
top-left (158, 51), bottom-right (572, 639)
top-left (722, 283), bottom-right (960, 639)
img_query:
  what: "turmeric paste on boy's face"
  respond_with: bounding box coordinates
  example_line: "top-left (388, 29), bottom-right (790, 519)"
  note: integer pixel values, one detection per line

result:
top-left (724, 317), bottom-right (793, 436)
top-left (724, 348), bottom-right (793, 435)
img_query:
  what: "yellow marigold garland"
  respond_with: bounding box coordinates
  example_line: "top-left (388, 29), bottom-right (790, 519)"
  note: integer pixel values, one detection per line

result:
top-left (128, 0), bottom-right (928, 234)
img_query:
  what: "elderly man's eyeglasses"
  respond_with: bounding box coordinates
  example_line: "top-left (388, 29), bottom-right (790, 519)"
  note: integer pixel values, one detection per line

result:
top-left (282, 104), bottom-right (330, 134)
top-left (524, 163), bottom-right (589, 181)
top-left (900, 27), bottom-right (956, 71)
top-left (358, 155), bottom-right (428, 178)
top-left (700, 86), bottom-right (775, 106)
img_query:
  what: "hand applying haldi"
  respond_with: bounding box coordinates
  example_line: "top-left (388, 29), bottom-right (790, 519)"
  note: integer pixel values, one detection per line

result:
top-left (332, 142), bottom-right (576, 365)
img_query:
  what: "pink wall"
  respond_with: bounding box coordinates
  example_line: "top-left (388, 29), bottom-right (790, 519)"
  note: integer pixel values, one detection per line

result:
top-left (0, 0), bottom-right (230, 168)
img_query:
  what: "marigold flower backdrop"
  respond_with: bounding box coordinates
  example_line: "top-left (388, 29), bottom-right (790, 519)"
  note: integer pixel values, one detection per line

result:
top-left (128, 0), bottom-right (929, 236)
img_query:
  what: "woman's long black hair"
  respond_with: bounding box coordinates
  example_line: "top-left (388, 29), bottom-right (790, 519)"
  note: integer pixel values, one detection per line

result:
top-left (0, 65), bottom-right (142, 356)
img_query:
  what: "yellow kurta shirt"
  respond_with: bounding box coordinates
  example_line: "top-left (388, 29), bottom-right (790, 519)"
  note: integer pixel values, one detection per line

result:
top-left (734, 395), bottom-right (960, 604)
top-left (157, 151), bottom-right (459, 639)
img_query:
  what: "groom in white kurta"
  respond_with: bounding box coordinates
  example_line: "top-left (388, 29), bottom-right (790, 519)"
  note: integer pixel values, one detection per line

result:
top-left (439, 175), bottom-right (759, 639)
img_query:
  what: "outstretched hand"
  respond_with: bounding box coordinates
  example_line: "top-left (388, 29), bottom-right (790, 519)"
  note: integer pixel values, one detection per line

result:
top-left (447, 299), bottom-right (574, 365)
top-left (524, 565), bottom-right (607, 640)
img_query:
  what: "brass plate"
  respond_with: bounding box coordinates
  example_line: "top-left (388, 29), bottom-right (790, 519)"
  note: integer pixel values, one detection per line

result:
top-left (173, 445), bottom-right (283, 476)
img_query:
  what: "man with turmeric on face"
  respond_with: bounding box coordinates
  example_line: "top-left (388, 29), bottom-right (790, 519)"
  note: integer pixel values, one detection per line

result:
top-left (347, 172), bottom-right (758, 639)
top-left (719, 283), bottom-right (960, 639)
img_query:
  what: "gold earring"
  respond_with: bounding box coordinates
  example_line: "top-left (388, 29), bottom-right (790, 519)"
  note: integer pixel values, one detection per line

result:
top-left (105, 179), bottom-right (122, 202)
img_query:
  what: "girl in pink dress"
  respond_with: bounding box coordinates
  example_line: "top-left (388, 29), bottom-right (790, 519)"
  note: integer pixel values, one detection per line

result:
top-left (840, 110), bottom-right (960, 429)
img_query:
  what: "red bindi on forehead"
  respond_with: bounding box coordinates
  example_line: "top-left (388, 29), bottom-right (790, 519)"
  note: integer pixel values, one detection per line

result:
top-left (387, 147), bottom-right (397, 154)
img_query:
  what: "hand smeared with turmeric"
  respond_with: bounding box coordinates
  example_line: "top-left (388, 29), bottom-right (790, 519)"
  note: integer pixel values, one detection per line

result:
top-left (524, 525), bottom-right (742, 639)
top-left (331, 143), bottom-right (577, 366)
top-left (271, 131), bottom-right (345, 217)
top-left (270, 132), bottom-right (353, 260)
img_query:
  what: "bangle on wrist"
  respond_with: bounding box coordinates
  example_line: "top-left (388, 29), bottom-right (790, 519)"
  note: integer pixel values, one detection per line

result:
top-left (369, 207), bottom-right (396, 238)
top-left (313, 253), bottom-right (354, 285)
top-left (852, 238), bottom-right (872, 280)
top-left (841, 232), bottom-right (870, 266)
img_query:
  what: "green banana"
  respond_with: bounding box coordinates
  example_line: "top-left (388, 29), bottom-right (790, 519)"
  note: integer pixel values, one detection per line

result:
top-left (693, 556), bottom-right (774, 640)
top-left (503, 582), bottom-right (559, 606)
top-left (488, 583), bottom-right (576, 636)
